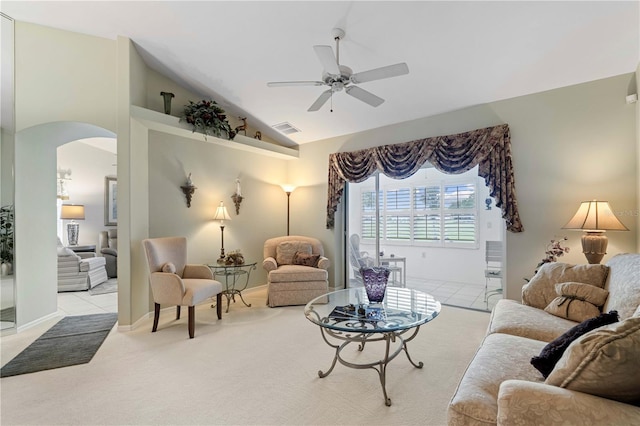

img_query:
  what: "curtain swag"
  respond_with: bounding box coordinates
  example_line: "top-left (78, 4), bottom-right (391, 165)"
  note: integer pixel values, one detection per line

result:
top-left (326, 123), bottom-right (524, 233)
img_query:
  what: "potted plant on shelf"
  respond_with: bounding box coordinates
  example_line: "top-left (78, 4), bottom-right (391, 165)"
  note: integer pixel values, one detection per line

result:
top-left (181, 99), bottom-right (236, 140)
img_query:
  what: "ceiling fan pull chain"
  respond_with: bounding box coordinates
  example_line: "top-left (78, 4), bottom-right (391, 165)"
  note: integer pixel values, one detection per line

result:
top-left (330, 91), bottom-right (334, 113)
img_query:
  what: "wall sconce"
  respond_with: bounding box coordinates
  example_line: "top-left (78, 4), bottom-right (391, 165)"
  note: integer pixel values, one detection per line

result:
top-left (562, 200), bottom-right (628, 264)
top-left (180, 173), bottom-right (196, 208)
top-left (213, 201), bottom-right (232, 264)
top-left (281, 184), bottom-right (296, 236)
top-left (231, 178), bottom-right (243, 214)
top-left (60, 204), bottom-right (85, 246)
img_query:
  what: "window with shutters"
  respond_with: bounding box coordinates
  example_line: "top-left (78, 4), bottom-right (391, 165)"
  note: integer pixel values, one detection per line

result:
top-left (360, 179), bottom-right (477, 247)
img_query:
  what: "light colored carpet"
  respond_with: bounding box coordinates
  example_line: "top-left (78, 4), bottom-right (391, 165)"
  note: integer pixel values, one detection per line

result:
top-left (0, 287), bottom-right (489, 425)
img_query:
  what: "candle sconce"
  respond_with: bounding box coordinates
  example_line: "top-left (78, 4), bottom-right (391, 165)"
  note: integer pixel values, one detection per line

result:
top-left (231, 178), bottom-right (243, 214)
top-left (231, 193), bottom-right (243, 214)
top-left (180, 173), bottom-right (196, 208)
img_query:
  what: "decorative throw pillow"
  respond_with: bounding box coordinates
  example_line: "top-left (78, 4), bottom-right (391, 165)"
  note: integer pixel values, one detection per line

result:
top-left (292, 251), bottom-right (320, 268)
top-left (522, 262), bottom-right (609, 310)
top-left (544, 282), bottom-right (610, 322)
top-left (530, 310), bottom-right (619, 378)
top-left (162, 262), bottom-right (176, 274)
top-left (276, 241), bottom-right (312, 265)
top-left (546, 316), bottom-right (640, 405)
top-left (57, 247), bottom-right (77, 257)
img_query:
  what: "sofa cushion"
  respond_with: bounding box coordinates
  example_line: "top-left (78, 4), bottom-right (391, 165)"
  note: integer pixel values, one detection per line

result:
top-left (292, 251), bottom-right (320, 267)
top-left (488, 299), bottom-right (578, 342)
top-left (448, 333), bottom-right (546, 425)
top-left (268, 264), bottom-right (327, 283)
top-left (603, 253), bottom-right (640, 320)
top-left (522, 263), bottom-right (609, 310)
top-left (546, 316), bottom-right (640, 405)
top-left (544, 282), bottom-right (610, 322)
top-left (530, 310), bottom-right (619, 378)
top-left (276, 241), bottom-right (312, 265)
top-left (57, 246), bottom-right (77, 257)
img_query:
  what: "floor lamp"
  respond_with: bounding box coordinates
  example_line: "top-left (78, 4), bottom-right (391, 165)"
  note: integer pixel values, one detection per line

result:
top-left (60, 204), bottom-right (85, 246)
top-left (281, 185), bottom-right (296, 236)
top-left (213, 201), bottom-right (232, 264)
top-left (563, 200), bottom-right (628, 264)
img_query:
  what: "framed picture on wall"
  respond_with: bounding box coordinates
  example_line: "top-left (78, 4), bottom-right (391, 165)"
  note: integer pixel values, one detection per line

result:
top-left (105, 176), bottom-right (117, 226)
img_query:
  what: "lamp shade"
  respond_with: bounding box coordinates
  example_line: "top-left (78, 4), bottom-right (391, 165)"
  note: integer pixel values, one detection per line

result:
top-left (281, 184), bottom-right (296, 194)
top-left (60, 204), bottom-right (85, 220)
top-left (562, 200), bottom-right (628, 231)
top-left (213, 201), bottom-right (232, 222)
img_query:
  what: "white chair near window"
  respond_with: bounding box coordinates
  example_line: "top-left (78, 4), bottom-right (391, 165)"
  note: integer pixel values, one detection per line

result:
top-left (484, 240), bottom-right (503, 308)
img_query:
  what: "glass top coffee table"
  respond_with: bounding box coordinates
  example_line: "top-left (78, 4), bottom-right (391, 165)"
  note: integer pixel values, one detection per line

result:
top-left (304, 287), bottom-right (441, 406)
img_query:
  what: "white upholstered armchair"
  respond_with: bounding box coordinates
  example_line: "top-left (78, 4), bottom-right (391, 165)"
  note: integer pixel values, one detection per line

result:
top-left (57, 238), bottom-right (108, 292)
top-left (263, 235), bottom-right (330, 307)
top-left (142, 237), bottom-right (223, 338)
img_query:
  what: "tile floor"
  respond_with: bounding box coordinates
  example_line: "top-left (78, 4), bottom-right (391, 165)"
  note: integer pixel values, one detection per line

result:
top-left (57, 280), bottom-right (118, 316)
top-left (405, 278), bottom-right (501, 312)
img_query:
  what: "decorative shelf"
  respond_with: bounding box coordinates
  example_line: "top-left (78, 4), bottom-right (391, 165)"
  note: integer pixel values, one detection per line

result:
top-left (130, 105), bottom-right (299, 160)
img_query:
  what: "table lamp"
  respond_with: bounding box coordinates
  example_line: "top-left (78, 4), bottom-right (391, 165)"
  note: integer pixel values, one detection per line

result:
top-left (213, 201), bottom-right (232, 264)
top-left (562, 200), bottom-right (628, 264)
top-left (60, 204), bottom-right (85, 246)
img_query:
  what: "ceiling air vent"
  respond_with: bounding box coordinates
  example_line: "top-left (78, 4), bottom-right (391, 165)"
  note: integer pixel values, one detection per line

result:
top-left (272, 122), bottom-right (300, 135)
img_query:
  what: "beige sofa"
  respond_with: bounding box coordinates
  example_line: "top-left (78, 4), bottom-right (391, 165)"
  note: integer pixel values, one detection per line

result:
top-left (262, 235), bottom-right (330, 307)
top-left (448, 253), bottom-right (640, 425)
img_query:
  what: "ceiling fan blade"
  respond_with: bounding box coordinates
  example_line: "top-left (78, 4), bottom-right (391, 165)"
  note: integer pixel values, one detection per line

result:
top-left (345, 85), bottom-right (384, 107)
top-left (267, 81), bottom-right (325, 87)
top-left (350, 63), bottom-right (409, 84)
top-left (308, 90), bottom-right (333, 112)
top-left (313, 45), bottom-right (340, 76)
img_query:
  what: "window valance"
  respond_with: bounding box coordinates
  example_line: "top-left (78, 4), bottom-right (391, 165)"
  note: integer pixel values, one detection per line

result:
top-left (326, 124), bottom-right (523, 233)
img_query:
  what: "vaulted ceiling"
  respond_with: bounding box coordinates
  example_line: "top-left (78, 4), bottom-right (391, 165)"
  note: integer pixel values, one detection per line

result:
top-left (3, 1), bottom-right (638, 147)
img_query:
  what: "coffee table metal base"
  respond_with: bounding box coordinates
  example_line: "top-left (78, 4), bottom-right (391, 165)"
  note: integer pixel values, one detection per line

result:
top-left (316, 325), bottom-right (423, 406)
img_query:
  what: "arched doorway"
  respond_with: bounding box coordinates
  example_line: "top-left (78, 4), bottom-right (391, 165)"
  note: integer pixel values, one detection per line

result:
top-left (14, 122), bottom-right (115, 329)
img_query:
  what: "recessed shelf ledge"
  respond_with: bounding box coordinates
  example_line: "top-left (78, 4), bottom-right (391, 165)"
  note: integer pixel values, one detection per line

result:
top-left (131, 105), bottom-right (299, 160)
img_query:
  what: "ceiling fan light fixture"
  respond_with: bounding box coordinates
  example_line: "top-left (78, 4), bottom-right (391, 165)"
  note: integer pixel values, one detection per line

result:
top-left (267, 27), bottom-right (409, 112)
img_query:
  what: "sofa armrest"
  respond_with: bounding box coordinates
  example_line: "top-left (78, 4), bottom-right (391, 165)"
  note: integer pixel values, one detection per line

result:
top-left (101, 247), bottom-right (117, 257)
top-left (183, 264), bottom-right (213, 279)
top-left (77, 252), bottom-right (96, 259)
top-left (497, 380), bottom-right (640, 426)
top-left (263, 257), bottom-right (277, 272)
top-left (318, 256), bottom-right (330, 270)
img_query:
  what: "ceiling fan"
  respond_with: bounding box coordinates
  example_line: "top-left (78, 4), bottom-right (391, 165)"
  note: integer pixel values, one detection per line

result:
top-left (267, 28), bottom-right (409, 112)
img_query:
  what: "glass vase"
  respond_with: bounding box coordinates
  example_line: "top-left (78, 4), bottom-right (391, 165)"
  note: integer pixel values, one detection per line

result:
top-left (360, 267), bottom-right (390, 304)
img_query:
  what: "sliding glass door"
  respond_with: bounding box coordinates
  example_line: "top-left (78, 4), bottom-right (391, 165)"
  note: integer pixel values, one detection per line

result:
top-left (346, 163), bottom-right (505, 311)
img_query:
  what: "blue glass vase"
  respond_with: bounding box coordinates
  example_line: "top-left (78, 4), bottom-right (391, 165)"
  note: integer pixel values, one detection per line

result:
top-left (360, 267), bottom-right (390, 304)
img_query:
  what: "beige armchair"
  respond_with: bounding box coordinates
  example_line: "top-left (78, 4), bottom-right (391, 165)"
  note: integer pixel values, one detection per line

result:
top-left (142, 237), bottom-right (223, 338)
top-left (263, 235), bottom-right (330, 307)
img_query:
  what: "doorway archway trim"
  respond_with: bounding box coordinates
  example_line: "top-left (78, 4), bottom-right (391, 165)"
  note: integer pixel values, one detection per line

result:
top-left (326, 124), bottom-right (523, 233)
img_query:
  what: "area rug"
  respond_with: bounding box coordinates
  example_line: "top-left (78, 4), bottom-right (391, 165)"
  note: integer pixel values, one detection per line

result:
top-left (0, 313), bottom-right (117, 378)
top-left (89, 278), bottom-right (117, 295)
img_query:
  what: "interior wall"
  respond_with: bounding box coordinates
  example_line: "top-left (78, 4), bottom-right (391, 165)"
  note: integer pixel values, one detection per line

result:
top-left (57, 142), bottom-right (117, 247)
top-left (147, 131), bottom-right (289, 287)
top-left (13, 21), bottom-right (117, 328)
top-left (292, 73), bottom-right (637, 301)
